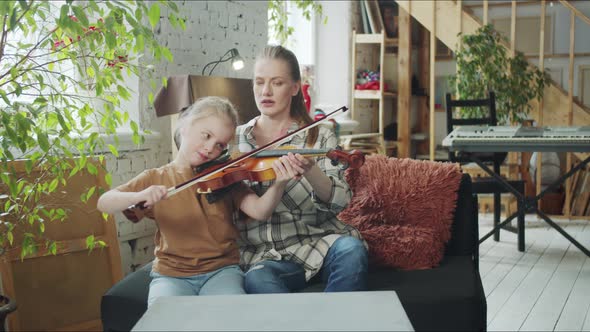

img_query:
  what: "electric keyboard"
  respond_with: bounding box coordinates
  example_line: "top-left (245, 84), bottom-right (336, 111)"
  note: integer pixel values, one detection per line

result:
top-left (443, 125), bottom-right (590, 152)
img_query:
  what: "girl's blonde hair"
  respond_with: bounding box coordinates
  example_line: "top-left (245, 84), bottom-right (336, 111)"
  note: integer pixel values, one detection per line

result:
top-left (256, 45), bottom-right (318, 147)
top-left (174, 96), bottom-right (239, 149)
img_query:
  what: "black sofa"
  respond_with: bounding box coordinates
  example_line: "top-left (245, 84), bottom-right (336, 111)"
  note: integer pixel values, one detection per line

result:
top-left (101, 174), bottom-right (486, 331)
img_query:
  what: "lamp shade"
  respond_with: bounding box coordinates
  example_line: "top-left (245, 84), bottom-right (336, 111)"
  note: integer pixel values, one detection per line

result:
top-left (202, 48), bottom-right (245, 76)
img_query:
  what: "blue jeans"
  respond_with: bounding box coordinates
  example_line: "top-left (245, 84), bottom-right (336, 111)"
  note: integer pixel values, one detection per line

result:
top-left (244, 236), bottom-right (368, 293)
top-left (148, 264), bottom-right (245, 307)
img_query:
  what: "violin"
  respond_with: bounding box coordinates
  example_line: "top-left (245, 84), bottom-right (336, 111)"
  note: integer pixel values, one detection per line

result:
top-left (122, 106), bottom-right (359, 222)
top-left (193, 146), bottom-right (365, 194)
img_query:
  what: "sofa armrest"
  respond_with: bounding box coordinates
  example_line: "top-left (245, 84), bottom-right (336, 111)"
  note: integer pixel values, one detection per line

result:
top-left (101, 262), bottom-right (152, 332)
top-left (445, 174), bottom-right (479, 261)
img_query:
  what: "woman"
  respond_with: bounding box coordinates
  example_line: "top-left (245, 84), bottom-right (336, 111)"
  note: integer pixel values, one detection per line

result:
top-left (233, 45), bottom-right (368, 293)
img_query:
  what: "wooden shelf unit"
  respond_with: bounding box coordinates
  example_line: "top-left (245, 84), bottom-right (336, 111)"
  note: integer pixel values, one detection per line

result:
top-left (348, 3), bottom-right (416, 158)
top-left (349, 30), bottom-right (388, 155)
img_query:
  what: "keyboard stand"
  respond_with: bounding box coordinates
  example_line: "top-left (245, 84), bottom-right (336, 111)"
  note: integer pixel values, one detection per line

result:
top-left (460, 151), bottom-right (590, 257)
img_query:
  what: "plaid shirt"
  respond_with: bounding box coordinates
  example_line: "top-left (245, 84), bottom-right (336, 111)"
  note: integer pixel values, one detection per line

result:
top-left (232, 117), bottom-right (365, 280)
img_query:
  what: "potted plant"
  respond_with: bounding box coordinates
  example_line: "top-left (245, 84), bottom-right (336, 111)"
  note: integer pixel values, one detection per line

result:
top-left (448, 24), bottom-right (557, 207)
top-left (448, 24), bottom-right (549, 124)
top-left (0, 0), bottom-right (182, 325)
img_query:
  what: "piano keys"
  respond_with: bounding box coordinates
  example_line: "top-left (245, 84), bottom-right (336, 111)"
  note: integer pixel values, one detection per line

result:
top-left (443, 126), bottom-right (590, 152)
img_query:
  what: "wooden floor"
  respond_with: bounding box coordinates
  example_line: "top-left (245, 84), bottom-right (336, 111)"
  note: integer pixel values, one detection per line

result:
top-left (478, 214), bottom-right (590, 331)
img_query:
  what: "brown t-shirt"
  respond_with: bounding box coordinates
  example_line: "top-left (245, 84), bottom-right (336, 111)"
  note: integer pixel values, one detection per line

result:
top-left (116, 163), bottom-right (248, 277)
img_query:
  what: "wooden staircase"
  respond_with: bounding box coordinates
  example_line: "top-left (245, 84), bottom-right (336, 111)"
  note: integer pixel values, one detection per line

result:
top-left (395, 0), bottom-right (590, 217)
top-left (395, 0), bottom-right (590, 147)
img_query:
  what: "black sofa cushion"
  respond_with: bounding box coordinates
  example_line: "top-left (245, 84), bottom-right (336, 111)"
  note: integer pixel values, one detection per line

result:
top-left (101, 262), bottom-right (152, 332)
top-left (302, 255), bottom-right (486, 331)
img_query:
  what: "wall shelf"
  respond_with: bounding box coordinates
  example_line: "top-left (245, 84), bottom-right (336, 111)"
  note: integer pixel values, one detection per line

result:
top-left (355, 33), bottom-right (398, 46)
top-left (353, 90), bottom-right (397, 99)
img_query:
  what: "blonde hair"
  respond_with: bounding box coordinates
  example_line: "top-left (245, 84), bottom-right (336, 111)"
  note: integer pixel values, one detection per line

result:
top-left (174, 96), bottom-right (239, 149)
top-left (256, 45), bottom-right (318, 147)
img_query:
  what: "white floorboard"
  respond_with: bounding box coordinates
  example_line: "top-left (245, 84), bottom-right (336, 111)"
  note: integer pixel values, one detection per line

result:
top-left (553, 224), bottom-right (590, 331)
top-left (478, 214), bottom-right (590, 331)
top-left (484, 223), bottom-right (556, 323)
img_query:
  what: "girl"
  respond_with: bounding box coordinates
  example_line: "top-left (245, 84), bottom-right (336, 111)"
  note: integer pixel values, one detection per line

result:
top-left (97, 96), bottom-right (300, 306)
top-left (233, 45), bottom-right (369, 293)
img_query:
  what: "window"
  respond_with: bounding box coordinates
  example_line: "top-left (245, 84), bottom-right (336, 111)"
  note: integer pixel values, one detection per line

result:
top-left (268, 1), bottom-right (316, 66)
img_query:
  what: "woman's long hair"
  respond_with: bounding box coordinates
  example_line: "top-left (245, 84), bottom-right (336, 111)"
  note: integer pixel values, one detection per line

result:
top-left (256, 45), bottom-right (318, 147)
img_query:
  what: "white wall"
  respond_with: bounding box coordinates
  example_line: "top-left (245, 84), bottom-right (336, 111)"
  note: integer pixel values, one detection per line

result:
top-left (314, 1), bottom-right (352, 117)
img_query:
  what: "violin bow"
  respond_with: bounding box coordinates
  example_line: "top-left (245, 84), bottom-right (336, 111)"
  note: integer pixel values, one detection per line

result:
top-left (124, 106), bottom-right (348, 213)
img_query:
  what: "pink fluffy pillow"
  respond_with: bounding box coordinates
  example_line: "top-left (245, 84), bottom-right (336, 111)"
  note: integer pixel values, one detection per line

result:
top-left (338, 155), bottom-right (462, 270)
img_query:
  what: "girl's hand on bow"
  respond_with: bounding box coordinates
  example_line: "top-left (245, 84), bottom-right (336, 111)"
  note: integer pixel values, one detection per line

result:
top-left (138, 185), bottom-right (168, 207)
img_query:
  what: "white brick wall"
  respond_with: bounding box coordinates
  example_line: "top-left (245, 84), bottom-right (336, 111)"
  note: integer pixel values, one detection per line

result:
top-left (138, 0), bottom-right (267, 137)
top-left (110, 1), bottom-right (268, 275)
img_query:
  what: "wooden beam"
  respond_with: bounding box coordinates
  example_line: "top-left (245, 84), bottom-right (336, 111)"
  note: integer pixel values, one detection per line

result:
top-left (466, 0), bottom-right (556, 9)
top-left (398, 4), bottom-right (411, 158)
top-left (525, 52), bottom-right (590, 59)
top-left (538, 1), bottom-right (546, 125)
top-left (417, 28), bottom-right (430, 157)
top-left (483, 0), bottom-right (488, 25)
top-left (351, 30), bottom-right (357, 121)
top-left (510, 1), bottom-right (517, 57)
top-left (536, 0), bottom-right (546, 200)
top-left (430, 0), bottom-right (436, 161)
top-left (456, 0), bottom-right (462, 103)
top-left (457, 0), bottom-right (462, 42)
top-left (379, 30), bottom-right (386, 154)
top-left (507, 0), bottom-right (518, 172)
top-left (564, 11), bottom-right (576, 217)
top-left (568, 12), bottom-right (575, 125)
top-left (559, 0), bottom-right (590, 26)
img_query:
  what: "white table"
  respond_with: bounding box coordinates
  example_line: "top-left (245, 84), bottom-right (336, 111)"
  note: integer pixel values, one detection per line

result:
top-left (132, 291), bottom-right (414, 331)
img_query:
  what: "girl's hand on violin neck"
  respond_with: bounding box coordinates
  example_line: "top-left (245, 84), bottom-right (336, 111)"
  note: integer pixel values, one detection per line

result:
top-left (138, 185), bottom-right (168, 207)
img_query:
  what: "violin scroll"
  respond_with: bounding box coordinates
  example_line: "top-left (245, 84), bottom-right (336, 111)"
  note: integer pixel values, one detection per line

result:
top-left (326, 148), bottom-right (365, 170)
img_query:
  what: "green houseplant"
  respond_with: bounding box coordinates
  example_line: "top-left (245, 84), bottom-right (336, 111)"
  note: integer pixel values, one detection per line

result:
top-left (0, 0), bottom-right (182, 260)
top-left (0, 1), bottom-right (183, 325)
top-left (449, 24), bottom-right (549, 124)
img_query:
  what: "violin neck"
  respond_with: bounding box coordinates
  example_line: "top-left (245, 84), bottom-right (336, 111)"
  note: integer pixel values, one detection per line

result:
top-left (256, 149), bottom-right (330, 158)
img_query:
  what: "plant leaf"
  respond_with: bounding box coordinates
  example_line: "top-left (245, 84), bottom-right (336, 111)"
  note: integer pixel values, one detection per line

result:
top-left (148, 3), bottom-right (160, 29)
